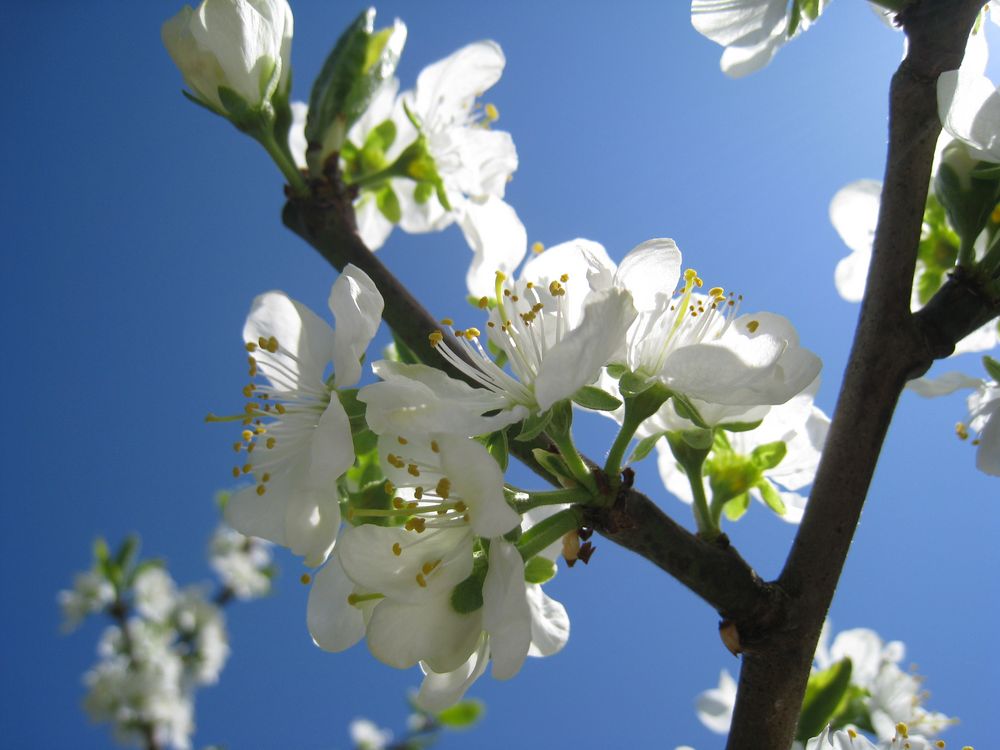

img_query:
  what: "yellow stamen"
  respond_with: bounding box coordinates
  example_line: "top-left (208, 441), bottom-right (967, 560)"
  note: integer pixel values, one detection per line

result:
top-left (531, 241), bottom-right (544, 254)
top-left (746, 320), bottom-right (760, 333)
top-left (300, 573), bottom-right (311, 585)
top-left (429, 330), bottom-right (444, 347)
top-left (392, 542), bottom-right (402, 556)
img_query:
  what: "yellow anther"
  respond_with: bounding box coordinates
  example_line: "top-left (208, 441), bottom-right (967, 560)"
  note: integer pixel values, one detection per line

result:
top-left (414, 487), bottom-right (424, 500)
top-left (436, 478), bottom-right (451, 499)
top-left (526, 282), bottom-right (535, 289)
top-left (430, 440), bottom-right (440, 453)
top-left (684, 268), bottom-right (698, 283)
top-left (261, 473), bottom-right (271, 483)
top-left (415, 573), bottom-right (428, 588)
top-left (397, 436), bottom-right (408, 445)
top-left (407, 463), bottom-right (420, 477)
top-left (266, 336), bottom-right (278, 353)
top-left (407, 501), bottom-right (418, 510)
top-left (548, 280), bottom-right (565, 296)
top-left (695, 276), bottom-right (703, 287)
top-left (232, 467), bottom-right (240, 478)
top-left (242, 384), bottom-right (255, 398)
top-left (256, 484), bottom-right (266, 496)
top-left (992, 204), bottom-right (1000, 223)
top-left (935, 742), bottom-right (945, 749)
top-left (746, 320), bottom-right (760, 333)
top-left (266, 437), bottom-right (276, 449)
top-left (300, 573), bottom-right (311, 585)
top-left (233, 442), bottom-right (242, 453)
top-left (247, 442), bottom-right (256, 453)
top-left (487, 321), bottom-right (495, 328)
top-left (454, 329), bottom-right (465, 338)
top-left (956, 422), bottom-right (970, 440)
top-left (454, 500), bottom-right (468, 512)
top-left (384, 480), bottom-right (395, 495)
top-left (271, 404), bottom-right (284, 415)
top-left (896, 723), bottom-right (909, 738)
top-left (255, 426), bottom-right (267, 435)
top-left (404, 518), bottom-right (426, 533)
top-left (560, 273), bottom-right (569, 283)
top-left (258, 336), bottom-right (268, 348)
top-left (511, 295), bottom-right (519, 302)
top-left (242, 463), bottom-right (252, 474)
top-left (393, 497), bottom-right (405, 509)
top-left (484, 102), bottom-right (499, 121)
top-left (462, 513), bottom-right (470, 523)
top-left (709, 287), bottom-right (724, 298)
top-left (847, 729), bottom-right (857, 739)
top-left (421, 560), bottom-right (440, 575)
top-left (440, 317), bottom-right (454, 326)
top-left (465, 328), bottom-right (481, 339)
top-left (429, 330), bottom-right (444, 347)
top-left (392, 542), bottom-right (402, 556)
top-left (244, 402), bottom-right (259, 414)
top-left (531, 241), bottom-right (544, 254)
top-left (245, 342), bottom-right (258, 352)
top-left (478, 296), bottom-right (489, 309)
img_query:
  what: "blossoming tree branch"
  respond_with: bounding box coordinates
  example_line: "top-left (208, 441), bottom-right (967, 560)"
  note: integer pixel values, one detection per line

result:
top-left (62, 0), bottom-right (1000, 748)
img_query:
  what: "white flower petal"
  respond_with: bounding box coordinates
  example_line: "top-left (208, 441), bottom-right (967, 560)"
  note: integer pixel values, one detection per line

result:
top-left (307, 556), bottom-right (365, 652)
top-left (284, 486), bottom-right (341, 568)
top-left (224, 482), bottom-right (288, 546)
top-left (416, 634), bottom-right (490, 712)
top-left (367, 596), bottom-right (482, 672)
top-left (526, 585), bottom-right (569, 658)
top-left (413, 41), bottom-right (505, 123)
top-left (438, 436), bottom-right (520, 538)
top-left (482, 540), bottom-right (531, 680)
top-left (695, 668), bottom-right (737, 734)
top-left (534, 288), bottom-right (637, 410)
top-left (459, 196), bottom-right (527, 298)
top-left (939, 69), bottom-right (1000, 162)
top-left (907, 371), bottom-right (981, 398)
top-left (330, 264), bottom-right (383, 388)
top-left (614, 238), bottom-right (683, 312)
top-left (307, 398), bottom-right (355, 491)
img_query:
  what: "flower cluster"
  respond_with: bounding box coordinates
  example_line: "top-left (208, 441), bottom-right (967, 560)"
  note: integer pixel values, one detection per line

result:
top-left (694, 624), bottom-right (957, 748)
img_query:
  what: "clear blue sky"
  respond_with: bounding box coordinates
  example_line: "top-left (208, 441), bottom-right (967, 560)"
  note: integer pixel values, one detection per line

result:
top-left (3, 2), bottom-right (997, 748)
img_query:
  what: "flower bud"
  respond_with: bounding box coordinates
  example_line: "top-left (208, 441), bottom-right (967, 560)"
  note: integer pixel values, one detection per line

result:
top-left (162, 0), bottom-right (293, 119)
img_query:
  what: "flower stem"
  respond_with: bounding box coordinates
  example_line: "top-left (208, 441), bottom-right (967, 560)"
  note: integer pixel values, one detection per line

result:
top-left (664, 431), bottom-right (719, 540)
top-left (605, 384), bottom-right (672, 477)
top-left (516, 507), bottom-right (583, 561)
top-left (548, 428), bottom-right (597, 493)
top-left (257, 130), bottom-right (309, 197)
top-left (507, 486), bottom-right (593, 514)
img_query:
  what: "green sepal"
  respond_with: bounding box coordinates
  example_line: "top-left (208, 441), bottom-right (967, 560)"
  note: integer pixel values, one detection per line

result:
top-left (680, 428), bottom-right (714, 451)
top-left (618, 371), bottom-right (654, 398)
top-left (114, 535), bottom-right (141, 575)
top-left (450, 554), bottom-right (488, 614)
top-left (93, 537), bottom-right (110, 567)
top-left (934, 142), bottom-right (1000, 251)
top-left (718, 418), bottom-right (764, 433)
top-left (180, 88), bottom-right (225, 118)
top-left (531, 448), bottom-right (573, 485)
top-left (516, 409), bottom-right (552, 442)
top-left (413, 180), bottom-right (434, 204)
top-left (795, 658), bottom-right (854, 742)
top-left (305, 9), bottom-right (406, 163)
top-left (216, 86), bottom-right (272, 135)
top-left (524, 555), bottom-right (557, 584)
top-left (787, 0), bottom-right (802, 36)
top-left (722, 492), bottom-right (750, 521)
top-left (436, 699), bottom-right (485, 728)
top-left (972, 163), bottom-right (1000, 180)
top-left (671, 392), bottom-right (710, 429)
top-left (756, 479), bottom-right (787, 516)
top-left (628, 432), bottom-right (664, 465)
top-left (375, 184), bottom-right (401, 223)
top-left (605, 363), bottom-right (627, 379)
top-left (750, 440), bottom-right (787, 471)
top-left (572, 385), bottom-right (622, 412)
top-left (547, 400), bottom-right (573, 437)
top-left (984, 355), bottom-right (1000, 382)
top-left (665, 431), bottom-right (711, 477)
top-left (483, 429), bottom-right (509, 471)
top-left (389, 331), bottom-right (420, 365)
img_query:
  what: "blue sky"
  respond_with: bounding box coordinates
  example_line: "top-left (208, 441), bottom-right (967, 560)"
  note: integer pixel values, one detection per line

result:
top-left (3, 2), bottom-right (998, 748)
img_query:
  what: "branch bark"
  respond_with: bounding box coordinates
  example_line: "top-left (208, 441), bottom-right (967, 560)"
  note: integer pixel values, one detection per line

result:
top-left (724, 2), bottom-right (987, 748)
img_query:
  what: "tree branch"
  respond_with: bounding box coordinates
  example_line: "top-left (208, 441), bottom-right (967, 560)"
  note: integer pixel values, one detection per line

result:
top-left (282, 187), bottom-right (771, 624)
top-left (725, 3), bottom-right (987, 748)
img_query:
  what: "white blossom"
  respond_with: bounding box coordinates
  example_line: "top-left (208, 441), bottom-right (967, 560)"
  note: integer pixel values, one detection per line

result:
top-left (162, 0), bottom-right (293, 114)
top-left (350, 718), bottom-right (393, 750)
top-left (208, 524), bottom-right (273, 599)
top-left (221, 265), bottom-right (383, 566)
top-left (58, 571), bottom-right (115, 632)
top-left (134, 567), bottom-right (178, 624)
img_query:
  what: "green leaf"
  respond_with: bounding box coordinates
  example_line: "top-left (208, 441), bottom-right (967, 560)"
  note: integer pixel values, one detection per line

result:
top-left (795, 658), bottom-right (854, 742)
top-left (436, 699), bottom-right (485, 728)
top-left (787, 0), bottom-right (802, 36)
top-left (750, 440), bottom-right (787, 471)
top-left (483, 429), bottom-right (509, 471)
top-left (375, 184), bottom-right (401, 223)
top-left (413, 180), bottom-right (434, 204)
top-left (114, 535), bottom-right (141, 575)
top-left (305, 10), bottom-right (406, 158)
top-left (628, 433), bottom-right (663, 465)
top-left (337, 388), bottom-right (367, 423)
top-left (516, 409), bottom-right (552, 442)
top-left (572, 385), bottom-right (622, 412)
top-left (216, 85), bottom-right (252, 122)
top-left (389, 331), bottom-right (420, 365)
top-left (722, 492), bottom-right (750, 521)
top-left (984, 355), bottom-right (1000, 382)
top-left (524, 555), bottom-right (557, 584)
top-left (756, 479), bottom-right (787, 516)
top-left (93, 538), bottom-right (110, 566)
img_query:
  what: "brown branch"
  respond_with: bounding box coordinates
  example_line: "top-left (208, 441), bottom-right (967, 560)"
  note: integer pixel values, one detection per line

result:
top-left (282, 185), bottom-right (772, 624)
top-left (724, 2), bottom-right (987, 748)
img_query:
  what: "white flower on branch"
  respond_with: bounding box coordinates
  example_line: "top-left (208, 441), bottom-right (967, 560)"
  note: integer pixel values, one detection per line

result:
top-left (162, 0), bottom-right (293, 115)
top-left (208, 524), bottom-right (273, 600)
top-left (219, 265), bottom-right (383, 567)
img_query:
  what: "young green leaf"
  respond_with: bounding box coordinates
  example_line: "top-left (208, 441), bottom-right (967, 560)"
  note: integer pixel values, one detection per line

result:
top-left (571, 385), bottom-right (622, 411)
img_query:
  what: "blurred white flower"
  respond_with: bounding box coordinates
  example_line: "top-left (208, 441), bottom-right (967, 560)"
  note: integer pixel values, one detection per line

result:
top-left (350, 718), bottom-right (393, 750)
top-left (58, 571), bottom-right (115, 632)
top-left (209, 525), bottom-right (273, 600)
top-left (695, 669), bottom-right (737, 734)
top-left (134, 567), bottom-right (178, 624)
